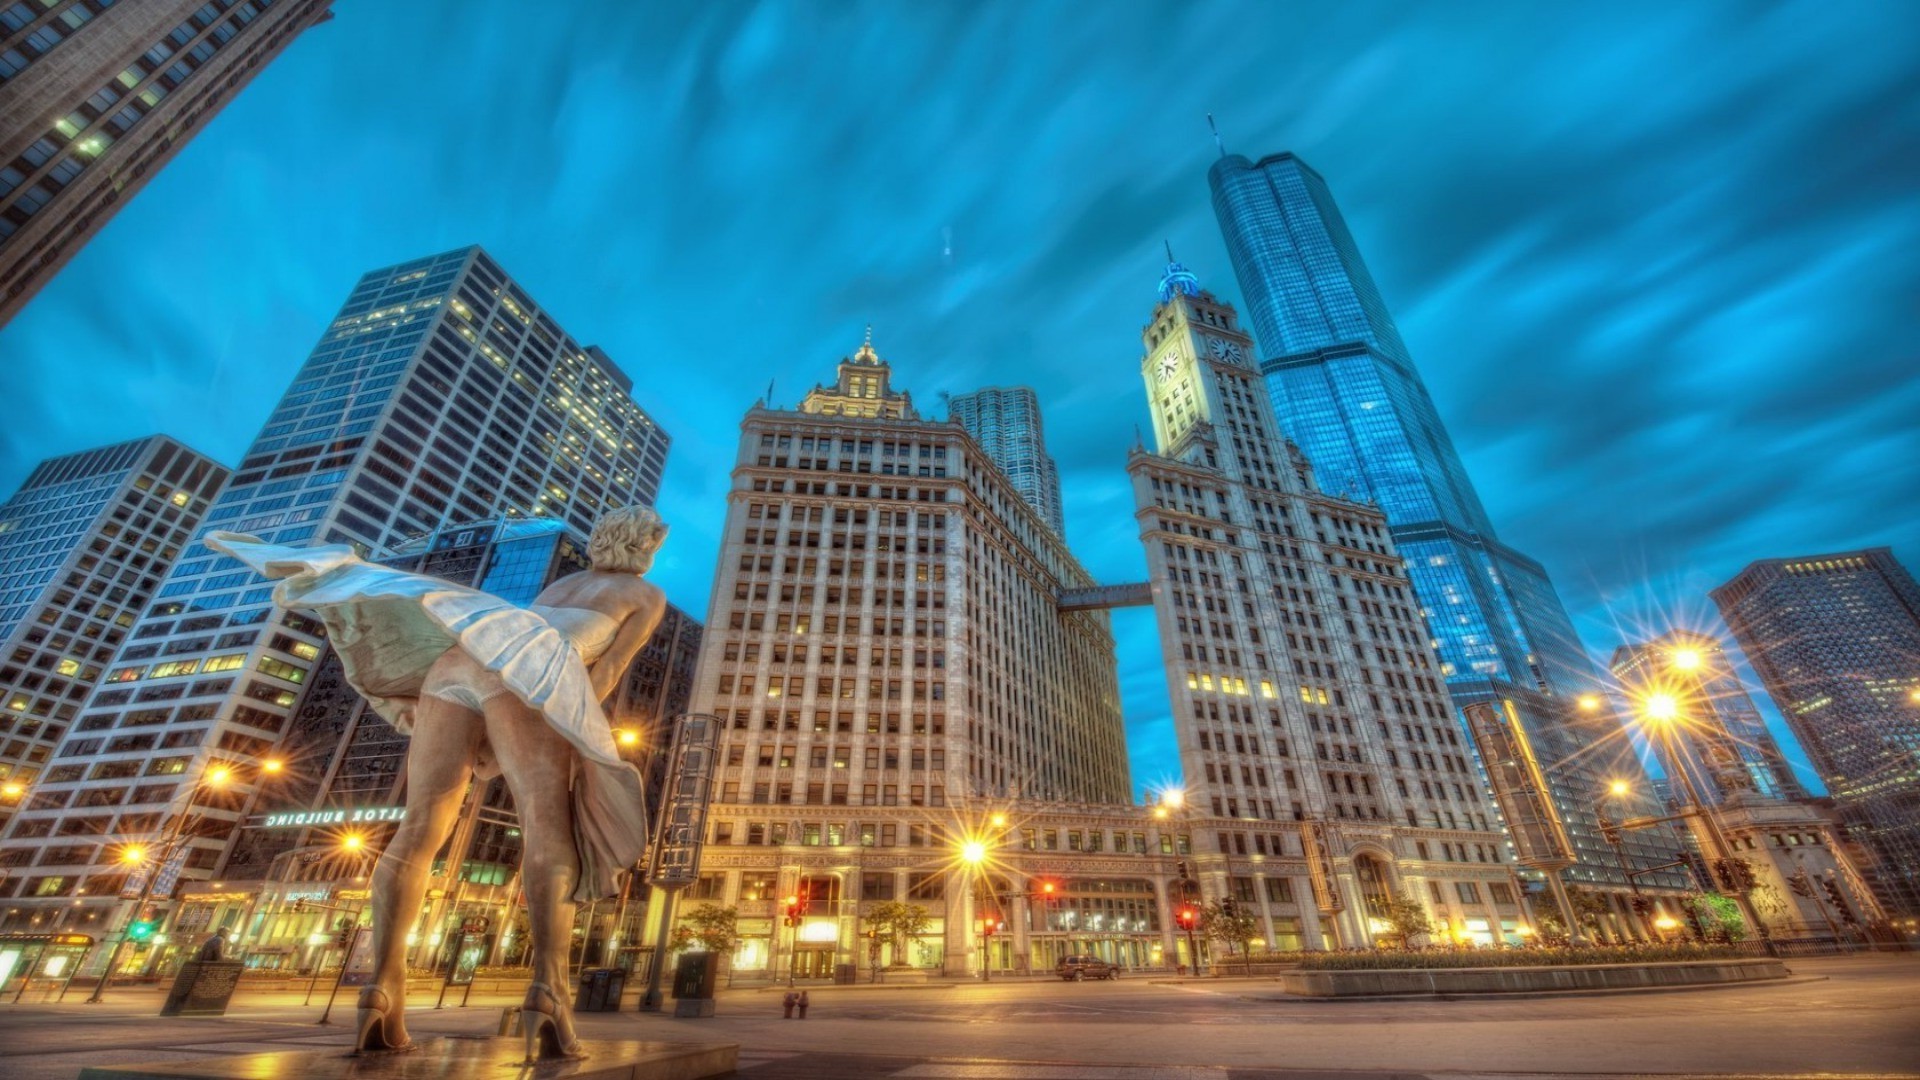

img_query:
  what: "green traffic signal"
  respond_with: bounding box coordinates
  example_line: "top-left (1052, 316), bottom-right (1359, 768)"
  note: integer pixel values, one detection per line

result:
top-left (127, 919), bottom-right (157, 942)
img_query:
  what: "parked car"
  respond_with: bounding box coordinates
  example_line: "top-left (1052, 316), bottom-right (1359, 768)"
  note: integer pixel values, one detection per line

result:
top-left (1055, 955), bottom-right (1120, 981)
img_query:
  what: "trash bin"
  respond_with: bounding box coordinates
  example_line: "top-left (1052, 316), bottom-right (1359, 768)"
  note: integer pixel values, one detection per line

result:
top-left (834, 963), bottom-right (856, 985)
top-left (576, 967), bottom-right (621, 1012)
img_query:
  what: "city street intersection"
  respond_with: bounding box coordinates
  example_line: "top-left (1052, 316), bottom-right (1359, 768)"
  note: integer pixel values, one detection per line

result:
top-left (0, 955), bottom-right (1913, 1080)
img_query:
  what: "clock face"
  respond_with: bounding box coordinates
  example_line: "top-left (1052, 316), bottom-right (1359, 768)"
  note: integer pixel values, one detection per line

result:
top-left (1157, 353), bottom-right (1179, 380)
top-left (1208, 337), bottom-right (1246, 363)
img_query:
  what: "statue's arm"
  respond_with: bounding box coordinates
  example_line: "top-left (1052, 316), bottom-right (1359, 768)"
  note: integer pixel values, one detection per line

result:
top-left (590, 584), bottom-right (666, 703)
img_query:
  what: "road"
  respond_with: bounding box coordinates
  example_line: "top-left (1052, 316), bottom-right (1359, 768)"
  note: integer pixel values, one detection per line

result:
top-left (0, 954), bottom-right (1913, 1079)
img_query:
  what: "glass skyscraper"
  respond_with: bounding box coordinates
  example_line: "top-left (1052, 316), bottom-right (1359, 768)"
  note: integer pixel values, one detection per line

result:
top-left (1210, 151), bottom-right (1677, 889)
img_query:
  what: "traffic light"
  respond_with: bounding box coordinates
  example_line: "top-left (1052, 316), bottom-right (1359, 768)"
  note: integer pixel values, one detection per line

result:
top-left (783, 894), bottom-right (802, 926)
top-left (1788, 870), bottom-right (1815, 897)
top-left (334, 926), bottom-right (355, 951)
top-left (1597, 814), bottom-right (1621, 846)
top-left (1220, 897), bottom-right (1237, 917)
top-left (1629, 895), bottom-right (1654, 919)
top-left (1820, 876), bottom-right (1856, 924)
top-left (1676, 851), bottom-right (1711, 891)
top-left (1176, 860), bottom-right (1190, 881)
top-left (1038, 880), bottom-right (1057, 898)
top-left (126, 912), bottom-right (157, 943)
top-left (1176, 906), bottom-right (1197, 929)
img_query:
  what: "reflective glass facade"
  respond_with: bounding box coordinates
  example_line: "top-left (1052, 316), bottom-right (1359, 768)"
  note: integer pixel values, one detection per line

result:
top-left (1210, 152), bottom-right (1677, 886)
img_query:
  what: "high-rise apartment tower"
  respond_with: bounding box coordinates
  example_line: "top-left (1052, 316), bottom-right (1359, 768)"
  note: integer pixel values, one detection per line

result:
top-left (0, 0), bottom-right (334, 326)
top-left (1712, 549), bottom-right (1920, 916)
top-left (1209, 150), bottom-right (1677, 891)
top-left (0, 436), bottom-right (226, 831)
top-left (0, 247), bottom-right (670, 943)
top-left (948, 386), bottom-right (1067, 539)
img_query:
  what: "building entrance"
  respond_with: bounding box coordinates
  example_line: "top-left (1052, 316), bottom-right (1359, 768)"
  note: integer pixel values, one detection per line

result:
top-left (790, 945), bottom-right (836, 980)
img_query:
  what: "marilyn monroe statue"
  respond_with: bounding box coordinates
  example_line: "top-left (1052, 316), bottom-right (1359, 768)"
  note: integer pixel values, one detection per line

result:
top-left (207, 505), bottom-right (667, 1060)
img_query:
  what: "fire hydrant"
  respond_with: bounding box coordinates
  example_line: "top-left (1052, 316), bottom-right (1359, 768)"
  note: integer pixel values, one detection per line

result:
top-left (782, 992), bottom-right (796, 1019)
top-left (797, 991), bottom-right (809, 1019)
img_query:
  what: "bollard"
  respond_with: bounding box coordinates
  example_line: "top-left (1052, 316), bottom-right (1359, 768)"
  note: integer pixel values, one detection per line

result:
top-left (797, 990), bottom-right (809, 1019)
top-left (782, 991), bottom-right (796, 1019)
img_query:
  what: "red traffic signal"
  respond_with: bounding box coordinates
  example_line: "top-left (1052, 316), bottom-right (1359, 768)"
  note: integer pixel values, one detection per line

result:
top-left (783, 894), bottom-right (802, 926)
top-left (1176, 907), bottom-right (1197, 928)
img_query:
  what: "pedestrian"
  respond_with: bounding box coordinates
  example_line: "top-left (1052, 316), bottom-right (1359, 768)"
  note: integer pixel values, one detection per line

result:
top-left (782, 991), bottom-right (796, 1019)
top-left (797, 990), bottom-right (809, 1019)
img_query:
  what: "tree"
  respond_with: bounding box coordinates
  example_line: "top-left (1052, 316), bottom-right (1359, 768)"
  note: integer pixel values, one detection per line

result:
top-left (865, 901), bottom-right (932, 968)
top-left (673, 904), bottom-right (740, 957)
top-left (1686, 893), bottom-right (1748, 943)
top-left (1201, 899), bottom-right (1261, 969)
top-left (1564, 888), bottom-right (1614, 937)
top-left (1375, 897), bottom-right (1434, 950)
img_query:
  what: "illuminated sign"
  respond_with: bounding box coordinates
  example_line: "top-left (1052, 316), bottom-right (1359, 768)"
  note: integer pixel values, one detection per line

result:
top-left (262, 807), bottom-right (404, 829)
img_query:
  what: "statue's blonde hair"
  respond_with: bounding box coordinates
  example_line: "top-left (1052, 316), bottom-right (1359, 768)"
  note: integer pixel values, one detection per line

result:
top-left (588, 505), bottom-right (668, 574)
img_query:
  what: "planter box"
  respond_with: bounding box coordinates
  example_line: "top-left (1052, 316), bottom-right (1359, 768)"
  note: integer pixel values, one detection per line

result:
top-left (1279, 959), bottom-right (1789, 998)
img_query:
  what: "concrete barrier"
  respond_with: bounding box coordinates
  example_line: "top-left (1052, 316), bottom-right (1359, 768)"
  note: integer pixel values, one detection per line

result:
top-left (1279, 958), bottom-right (1790, 997)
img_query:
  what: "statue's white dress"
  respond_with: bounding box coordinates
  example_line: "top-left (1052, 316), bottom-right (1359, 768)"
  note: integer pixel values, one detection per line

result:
top-left (204, 531), bottom-right (648, 901)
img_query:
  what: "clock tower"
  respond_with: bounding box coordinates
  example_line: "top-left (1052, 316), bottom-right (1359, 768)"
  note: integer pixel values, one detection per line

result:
top-left (1127, 256), bottom-right (1517, 951)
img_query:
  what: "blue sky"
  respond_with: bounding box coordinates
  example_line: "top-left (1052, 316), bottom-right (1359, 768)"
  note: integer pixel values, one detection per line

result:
top-left (3, 1), bottom-right (1915, 798)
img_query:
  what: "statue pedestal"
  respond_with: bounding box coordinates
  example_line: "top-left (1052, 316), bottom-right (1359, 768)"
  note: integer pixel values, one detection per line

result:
top-left (78, 1037), bottom-right (739, 1080)
top-left (158, 961), bottom-right (244, 1017)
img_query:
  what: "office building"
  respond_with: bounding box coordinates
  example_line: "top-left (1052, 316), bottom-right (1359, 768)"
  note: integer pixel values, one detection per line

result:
top-left (684, 336), bottom-right (1137, 976)
top-left (1126, 257), bottom-right (1551, 948)
top-left (1712, 549), bottom-right (1920, 916)
top-left (0, 247), bottom-right (671, 952)
top-left (1208, 150), bottom-right (1678, 892)
top-left (948, 386), bottom-right (1067, 539)
top-left (0, 436), bottom-right (227, 832)
top-left (1608, 632), bottom-right (1802, 803)
top-left (0, 0), bottom-right (335, 326)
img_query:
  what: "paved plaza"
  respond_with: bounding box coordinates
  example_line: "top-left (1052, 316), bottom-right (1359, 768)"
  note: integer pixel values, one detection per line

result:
top-left (0, 955), bottom-right (1915, 1079)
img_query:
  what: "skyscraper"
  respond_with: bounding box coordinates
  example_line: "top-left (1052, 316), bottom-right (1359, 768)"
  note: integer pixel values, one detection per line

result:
top-left (1711, 549), bottom-right (1920, 916)
top-left (1608, 632), bottom-right (1802, 804)
top-left (948, 386), bottom-right (1067, 538)
top-left (1126, 258), bottom-right (1570, 947)
top-left (1209, 150), bottom-right (1675, 891)
top-left (0, 0), bottom-right (335, 326)
top-left (684, 336), bottom-right (1131, 976)
top-left (0, 246), bottom-right (671, 944)
top-left (0, 436), bottom-right (227, 831)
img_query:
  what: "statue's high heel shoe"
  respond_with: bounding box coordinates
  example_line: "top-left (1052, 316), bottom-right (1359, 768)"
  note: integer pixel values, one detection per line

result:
top-left (522, 981), bottom-right (587, 1063)
top-left (353, 986), bottom-right (416, 1054)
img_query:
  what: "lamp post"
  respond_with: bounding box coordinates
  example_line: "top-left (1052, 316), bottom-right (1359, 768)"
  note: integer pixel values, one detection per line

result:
top-left (1638, 691), bottom-right (1772, 952)
top-left (960, 835), bottom-right (993, 980)
top-left (87, 760), bottom-right (279, 1002)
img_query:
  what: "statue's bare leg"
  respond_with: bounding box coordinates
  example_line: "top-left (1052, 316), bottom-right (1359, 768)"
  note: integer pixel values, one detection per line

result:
top-left (481, 691), bottom-right (583, 1056)
top-left (361, 675), bottom-right (482, 1050)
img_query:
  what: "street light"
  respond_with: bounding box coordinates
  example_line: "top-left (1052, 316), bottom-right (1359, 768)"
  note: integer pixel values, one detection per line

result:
top-left (1577, 695), bottom-right (1603, 712)
top-left (87, 759), bottom-right (276, 1002)
top-left (2, 781), bottom-right (25, 801)
top-left (1628, 685), bottom-right (1772, 953)
top-left (1669, 648), bottom-right (1702, 672)
top-left (1608, 780), bottom-right (1631, 798)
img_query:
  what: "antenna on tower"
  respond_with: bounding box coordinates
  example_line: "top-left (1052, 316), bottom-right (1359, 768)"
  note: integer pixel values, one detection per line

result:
top-left (1164, 239), bottom-right (1176, 264)
top-left (1207, 113), bottom-right (1224, 158)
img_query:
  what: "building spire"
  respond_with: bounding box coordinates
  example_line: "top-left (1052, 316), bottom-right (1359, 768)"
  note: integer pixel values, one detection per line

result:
top-left (853, 324), bottom-right (879, 364)
top-left (1157, 244), bottom-right (1200, 302)
top-left (1207, 113), bottom-right (1224, 158)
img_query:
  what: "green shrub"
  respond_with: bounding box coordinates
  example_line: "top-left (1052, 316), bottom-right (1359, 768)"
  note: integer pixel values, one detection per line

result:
top-left (1293, 943), bottom-right (1748, 971)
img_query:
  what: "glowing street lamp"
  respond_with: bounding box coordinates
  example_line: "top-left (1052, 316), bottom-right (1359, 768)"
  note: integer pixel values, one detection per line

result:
top-left (615, 728), bottom-right (641, 748)
top-left (1577, 694), bottom-right (1602, 712)
top-left (961, 840), bottom-right (987, 866)
top-left (1160, 787), bottom-right (1185, 810)
top-left (1643, 693), bottom-right (1679, 723)
top-left (261, 758), bottom-right (284, 775)
top-left (206, 765), bottom-right (232, 787)
top-left (1669, 648), bottom-right (1702, 671)
top-left (1608, 780), bottom-right (1631, 798)
top-left (1, 781), bottom-right (24, 801)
